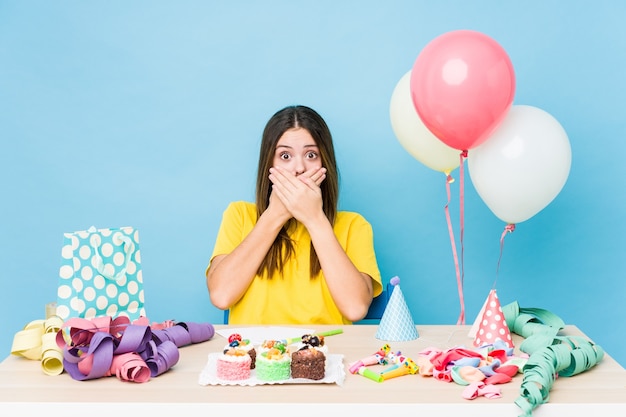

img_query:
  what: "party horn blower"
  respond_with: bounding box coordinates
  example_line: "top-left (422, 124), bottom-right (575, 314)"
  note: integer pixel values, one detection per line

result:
top-left (357, 366), bottom-right (384, 383)
top-left (349, 344), bottom-right (391, 374)
top-left (379, 363), bottom-right (401, 376)
top-left (381, 358), bottom-right (419, 380)
top-left (387, 351), bottom-right (406, 365)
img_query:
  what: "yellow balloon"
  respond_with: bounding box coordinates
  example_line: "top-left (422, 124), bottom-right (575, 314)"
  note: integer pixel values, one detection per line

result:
top-left (390, 70), bottom-right (461, 173)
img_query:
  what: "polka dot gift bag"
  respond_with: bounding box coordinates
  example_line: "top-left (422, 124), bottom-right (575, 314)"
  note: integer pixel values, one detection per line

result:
top-left (56, 226), bottom-right (146, 321)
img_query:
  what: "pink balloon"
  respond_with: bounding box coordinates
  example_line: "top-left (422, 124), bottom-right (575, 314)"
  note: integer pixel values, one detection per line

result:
top-left (390, 70), bottom-right (461, 174)
top-left (410, 30), bottom-right (516, 151)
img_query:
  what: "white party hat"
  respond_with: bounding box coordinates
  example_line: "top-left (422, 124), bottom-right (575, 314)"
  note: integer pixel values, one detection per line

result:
top-left (376, 276), bottom-right (419, 341)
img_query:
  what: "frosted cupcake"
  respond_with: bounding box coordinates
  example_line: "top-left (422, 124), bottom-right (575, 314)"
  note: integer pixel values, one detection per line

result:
top-left (255, 340), bottom-right (291, 381)
top-left (216, 346), bottom-right (251, 380)
top-left (291, 334), bottom-right (327, 380)
top-left (225, 333), bottom-right (256, 369)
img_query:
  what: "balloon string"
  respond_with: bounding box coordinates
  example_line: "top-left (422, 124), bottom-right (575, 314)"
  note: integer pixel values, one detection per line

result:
top-left (495, 224), bottom-right (515, 288)
top-left (458, 150), bottom-right (468, 324)
top-left (444, 173), bottom-right (464, 325)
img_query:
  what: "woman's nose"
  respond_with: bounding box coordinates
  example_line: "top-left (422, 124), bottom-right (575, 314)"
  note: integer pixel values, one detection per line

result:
top-left (294, 157), bottom-right (305, 176)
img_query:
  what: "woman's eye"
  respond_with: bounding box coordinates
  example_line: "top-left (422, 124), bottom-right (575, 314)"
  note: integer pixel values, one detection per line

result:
top-left (306, 151), bottom-right (318, 159)
top-left (279, 153), bottom-right (291, 160)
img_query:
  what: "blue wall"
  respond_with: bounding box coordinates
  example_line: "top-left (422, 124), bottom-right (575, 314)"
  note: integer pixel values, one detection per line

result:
top-left (1, 1), bottom-right (624, 367)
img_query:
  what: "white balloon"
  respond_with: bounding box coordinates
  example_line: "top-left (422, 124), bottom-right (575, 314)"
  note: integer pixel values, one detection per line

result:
top-left (468, 105), bottom-right (571, 224)
top-left (390, 70), bottom-right (461, 174)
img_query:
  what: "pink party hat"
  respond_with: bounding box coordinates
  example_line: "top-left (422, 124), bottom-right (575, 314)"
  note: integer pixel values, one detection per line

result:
top-left (376, 276), bottom-right (419, 341)
top-left (472, 289), bottom-right (514, 348)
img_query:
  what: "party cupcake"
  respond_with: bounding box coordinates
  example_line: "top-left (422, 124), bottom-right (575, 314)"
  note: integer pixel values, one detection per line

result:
top-left (255, 340), bottom-right (291, 381)
top-left (225, 333), bottom-right (256, 369)
top-left (215, 346), bottom-right (252, 381)
top-left (290, 334), bottom-right (327, 380)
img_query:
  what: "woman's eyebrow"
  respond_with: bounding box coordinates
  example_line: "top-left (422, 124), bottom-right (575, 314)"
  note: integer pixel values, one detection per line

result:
top-left (276, 144), bottom-right (318, 150)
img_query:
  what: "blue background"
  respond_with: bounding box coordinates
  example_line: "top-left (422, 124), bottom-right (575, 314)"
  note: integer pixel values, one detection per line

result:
top-left (1, 1), bottom-right (624, 368)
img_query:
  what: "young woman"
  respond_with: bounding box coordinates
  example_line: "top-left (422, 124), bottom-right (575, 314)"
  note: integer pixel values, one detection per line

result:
top-left (206, 105), bottom-right (382, 324)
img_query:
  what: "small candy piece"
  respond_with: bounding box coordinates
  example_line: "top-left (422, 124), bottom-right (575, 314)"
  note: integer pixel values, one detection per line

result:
top-left (228, 333), bottom-right (242, 343)
top-left (302, 334), bottom-right (324, 347)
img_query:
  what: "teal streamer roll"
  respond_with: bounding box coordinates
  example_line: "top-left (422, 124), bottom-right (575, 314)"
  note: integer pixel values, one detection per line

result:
top-left (501, 302), bottom-right (604, 417)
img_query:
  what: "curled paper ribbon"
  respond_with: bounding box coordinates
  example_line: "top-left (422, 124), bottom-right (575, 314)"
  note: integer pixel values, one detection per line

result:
top-left (41, 332), bottom-right (64, 376)
top-left (56, 316), bottom-right (214, 382)
top-left (108, 353), bottom-right (151, 383)
top-left (140, 338), bottom-right (180, 377)
top-left (500, 301), bottom-right (604, 416)
top-left (515, 336), bottom-right (605, 417)
top-left (11, 316), bottom-right (65, 375)
top-left (443, 153), bottom-right (467, 325)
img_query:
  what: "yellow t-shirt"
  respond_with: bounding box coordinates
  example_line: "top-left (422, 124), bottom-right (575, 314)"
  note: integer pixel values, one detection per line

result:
top-left (208, 201), bottom-right (382, 324)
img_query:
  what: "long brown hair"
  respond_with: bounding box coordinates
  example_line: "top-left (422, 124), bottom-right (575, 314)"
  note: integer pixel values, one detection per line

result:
top-left (255, 105), bottom-right (339, 279)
